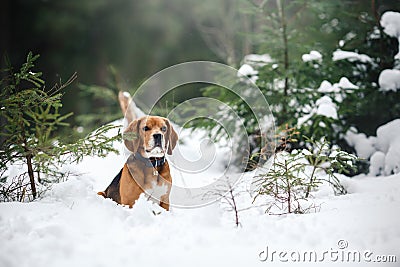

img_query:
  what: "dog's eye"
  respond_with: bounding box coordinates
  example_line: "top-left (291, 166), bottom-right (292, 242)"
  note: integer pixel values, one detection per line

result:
top-left (161, 126), bottom-right (167, 132)
top-left (143, 126), bottom-right (150, 131)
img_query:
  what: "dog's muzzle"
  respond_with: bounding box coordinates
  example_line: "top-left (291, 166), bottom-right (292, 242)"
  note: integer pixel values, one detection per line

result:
top-left (145, 133), bottom-right (165, 157)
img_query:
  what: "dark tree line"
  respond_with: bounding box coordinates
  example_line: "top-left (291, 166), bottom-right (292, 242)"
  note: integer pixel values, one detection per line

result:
top-left (1, 0), bottom-right (399, 135)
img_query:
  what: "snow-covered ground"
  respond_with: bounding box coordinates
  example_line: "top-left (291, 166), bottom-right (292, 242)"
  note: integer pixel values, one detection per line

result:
top-left (3, 9), bottom-right (400, 266)
top-left (1, 122), bottom-right (399, 267)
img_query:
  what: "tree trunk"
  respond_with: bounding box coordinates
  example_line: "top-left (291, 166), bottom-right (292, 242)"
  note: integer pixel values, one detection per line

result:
top-left (26, 155), bottom-right (37, 199)
top-left (277, 0), bottom-right (289, 121)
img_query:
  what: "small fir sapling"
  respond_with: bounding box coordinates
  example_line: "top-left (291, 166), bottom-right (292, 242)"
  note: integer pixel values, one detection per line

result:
top-left (0, 53), bottom-right (121, 201)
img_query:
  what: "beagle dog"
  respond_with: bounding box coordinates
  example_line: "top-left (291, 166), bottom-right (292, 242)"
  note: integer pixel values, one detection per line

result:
top-left (98, 115), bottom-right (178, 210)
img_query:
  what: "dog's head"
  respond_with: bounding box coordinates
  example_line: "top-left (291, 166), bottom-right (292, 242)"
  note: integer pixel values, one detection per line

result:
top-left (123, 116), bottom-right (178, 157)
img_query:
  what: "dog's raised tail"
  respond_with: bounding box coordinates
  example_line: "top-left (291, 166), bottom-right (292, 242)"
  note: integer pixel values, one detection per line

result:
top-left (118, 91), bottom-right (138, 125)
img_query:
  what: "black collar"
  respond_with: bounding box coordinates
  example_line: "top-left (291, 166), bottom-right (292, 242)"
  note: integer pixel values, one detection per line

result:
top-left (134, 152), bottom-right (166, 168)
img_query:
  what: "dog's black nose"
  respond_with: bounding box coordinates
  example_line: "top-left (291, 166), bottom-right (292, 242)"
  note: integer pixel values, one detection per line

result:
top-left (153, 133), bottom-right (162, 146)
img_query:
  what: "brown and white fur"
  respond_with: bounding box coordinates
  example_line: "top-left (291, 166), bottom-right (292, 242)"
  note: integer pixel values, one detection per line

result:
top-left (98, 92), bottom-right (178, 210)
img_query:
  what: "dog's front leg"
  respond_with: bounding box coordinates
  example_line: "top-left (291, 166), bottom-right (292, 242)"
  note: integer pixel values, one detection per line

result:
top-left (159, 194), bottom-right (170, 211)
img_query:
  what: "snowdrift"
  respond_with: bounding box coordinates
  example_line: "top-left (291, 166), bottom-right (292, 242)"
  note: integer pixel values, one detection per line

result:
top-left (1, 121), bottom-right (399, 267)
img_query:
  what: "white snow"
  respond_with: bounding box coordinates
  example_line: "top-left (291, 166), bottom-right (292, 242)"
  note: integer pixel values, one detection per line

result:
top-left (378, 69), bottom-right (400, 92)
top-left (369, 151), bottom-right (385, 176)
top-left (384, 141), bottom-right (400, 175)
top-left (332, 50), bottom-right (373, 63)
top-left (376, 119), bottom-right (400, 153)
top-left (1, 156), bottom-right (400, 266)
top-left (381, 11), bottom-right (400, 59)
top-left (238, 54), bottom-right (274, 83)
top-left (315, 96), bottom-right (337, 119)
top-left (375, 119), bottom-right (400, 175)
top-left (297, 96), bottom-right (338, 126)
top-left (237, 54), bottom-right (273, 83)
top-left (1, 118), bottom-right (400, 266)
top-left (344, 129), bottom-right (376, 159)
top-left (347, 119), bottom-right (400, 176)
top-left (369, 26), bottom-right (381, 40)
top-left (317, 80), bottom-right (334, 93)
top-left (337, 77), bottom-right (359, 89)
top-left (237, 64), bottom-right (258, 83)
top-left (238, 64), bottom-right (257, 77)
top-left (302, 50), bottom-right (322, 62)
top-left (243, 54), bottom-right (273, 66)
top-left (317, 77), bottom-right (358, 93)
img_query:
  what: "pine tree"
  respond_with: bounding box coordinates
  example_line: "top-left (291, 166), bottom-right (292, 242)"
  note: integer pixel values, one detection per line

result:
top-left (192, 1), bottom-right (398, 158)
top-left (0, 53), bottom-right (120, 201)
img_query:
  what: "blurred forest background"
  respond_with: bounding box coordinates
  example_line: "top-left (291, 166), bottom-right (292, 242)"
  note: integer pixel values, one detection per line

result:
top-left (1, 0), bottom-right (399, 137)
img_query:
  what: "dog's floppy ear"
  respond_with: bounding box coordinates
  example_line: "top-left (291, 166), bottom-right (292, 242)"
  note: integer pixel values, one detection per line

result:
top-left (123, 118), bottom-right (142, 153)
top-left (165, 119), bottom-right (178, 155)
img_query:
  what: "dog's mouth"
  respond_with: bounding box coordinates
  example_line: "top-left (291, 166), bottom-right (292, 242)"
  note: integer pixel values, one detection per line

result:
top-left (145, 146), bottom-right (165, 157)
top-left (144, 134), bottom-right (165, 157)
top-left (145, 146), bottom-right (163, 153)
